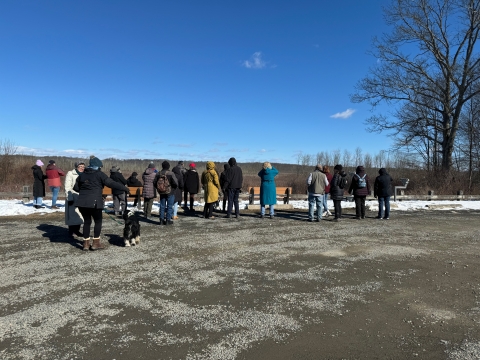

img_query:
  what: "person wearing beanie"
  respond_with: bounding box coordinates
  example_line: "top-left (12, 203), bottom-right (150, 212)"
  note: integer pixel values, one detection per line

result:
top-left (219, 163), bottom-right (230, 212)
top-left (349, 165), bottom-right (371, 219)
top-left (127, 171), bottom-right (143, 208)
top-left (31, 160), bottom-right (47, 209)
top-left (201, 161), bottom-right (220, 219)
top-left (64, 161), bottom-right (85, 237)
top-left (306, 164), bottom-right (329, 222)
top-left (154, 161), bottom-right (178, 225)
top-left (330, 164), bottom-right (348, 221)
top-left (45, 160), bottom-right (66, 209)
top-left (172, 162), bottom-right (185, 220)
top-left (110, 166), bottom-right (128, 216)
top-left (74, 157), bottom-right (130, 251)
top-left (142, 163), bottom-right (158, 219)
top-left (183, 163), bottom-right (200, 212)
top-left (374, 168), bottom-right (394, 220)
top-left (88, 156), bottom-right (103, 170)
top-left (223, 157), bottom-right (243, 218)
top-left (257, 161), bottom-right (279, 219)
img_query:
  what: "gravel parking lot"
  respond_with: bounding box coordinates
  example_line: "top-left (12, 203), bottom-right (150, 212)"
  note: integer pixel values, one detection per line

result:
top-left (1, 208), bottom-right (480, 359)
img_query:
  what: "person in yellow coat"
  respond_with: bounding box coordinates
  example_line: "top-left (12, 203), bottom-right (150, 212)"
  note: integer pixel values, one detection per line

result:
top-left (201, 161), bottom-right (220, 219)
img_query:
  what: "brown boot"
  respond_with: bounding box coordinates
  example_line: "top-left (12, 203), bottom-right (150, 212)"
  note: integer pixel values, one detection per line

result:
top-left (90, 237), bottom-right (105, 250)
top-left (82, 238), bottom-right (90, 251)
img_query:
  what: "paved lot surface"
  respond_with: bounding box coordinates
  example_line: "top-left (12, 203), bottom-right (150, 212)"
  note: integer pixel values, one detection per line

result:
top-left (1, 208), bottom-right (480, 360)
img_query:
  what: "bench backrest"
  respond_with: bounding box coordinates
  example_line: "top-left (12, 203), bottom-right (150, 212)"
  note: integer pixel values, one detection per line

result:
top-left (249, 186), bottom-right (292, 195)
top-left (102, 186), bottom-right (142, 196)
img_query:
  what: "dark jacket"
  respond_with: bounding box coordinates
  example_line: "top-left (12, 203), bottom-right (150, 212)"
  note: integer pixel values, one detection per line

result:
top-left (223, 157), bottom-right (243, 190)
top-left (184, 169), bottom-right (200, 194)
top-left (374, 168), bottom-right (393, 197)
top-left (330, 170), bottom-right (347, 201)
top-left (142, 167), bottom-right (157, 199)
top-left (323, 172), bottom-right (333, 194)
top-left (110, 168), bottom-right (128, 195)
top-left (74, 168), bottom-right (128, 208)
top-left (32, 165), bottom-right (47, 197)
top-left (172, 165), bottom-right (185, 203)
top-left (153, 169), bottom-right (178, 198)
top-left (348, 166), bottom-right (371, 197)
top-left (220, 164), bottom-right (229, 191)
top-left (126, 175), bottom-right (142, 187)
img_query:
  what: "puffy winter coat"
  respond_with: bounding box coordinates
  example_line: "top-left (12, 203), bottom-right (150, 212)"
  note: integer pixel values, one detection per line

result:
top-left (32, 165), bottom-right (47, 197)
top-left (258, 166), bottom-right (278, 206)
top-left (46, 164), bottom-right (65, 187)
top-left (172, 165), bottom-right (185, 203)
top-left (374, 168), bottom-right (393, 197)
top-left (74, 168), bottom-right (127, 209)
top-left (202, 162), bottom-right (220, 203)
top-left (64, 168), bottom-right (83, 226)
top-left (109, 168), bottom-right (127, 195)
top-left (142, 168), bottom-right (157, 199)
top-left (330, 171), bottom-right (347, 201)
top-left (349, 166), bottom-right (371, 197)
top-left (184, 169), bottom-right (200, 194)
top-left (223, 157), bottom-right (243, 190)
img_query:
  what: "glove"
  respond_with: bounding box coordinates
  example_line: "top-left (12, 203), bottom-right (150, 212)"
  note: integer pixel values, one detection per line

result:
top-left (68, 200), bottom-right (74, 206)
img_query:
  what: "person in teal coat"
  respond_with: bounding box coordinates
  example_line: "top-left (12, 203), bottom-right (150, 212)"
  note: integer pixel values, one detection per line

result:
top-left (258, 162), bottom-right (279, 218)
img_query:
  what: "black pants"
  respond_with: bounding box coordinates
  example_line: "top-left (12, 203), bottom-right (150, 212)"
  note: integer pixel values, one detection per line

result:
top-left (333, 200), bottom-right (342, 219)
top-left (204, 202), bottom-right (214, 218)
top-left (184, 191), bottom-right (196, 211)
top-left (227, 188), bottom-right (240, 216)
top-left (79, 207), bottom-right (103, 239)
top-left (354, 196), bottom-right (366, 218)
top-left (222, 190), bottom-right (228, 211)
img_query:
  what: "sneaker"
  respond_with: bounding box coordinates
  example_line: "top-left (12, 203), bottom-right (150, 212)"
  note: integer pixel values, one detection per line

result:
top-left (327, 210), bottom-right (332, 216)
top-left (322, 211), bottom-right (328, 217)
top-left (332, 218), bottom-right (339, 222)
top-left (51, 206), bottom-right (59, 210)
top-left (258, 214), bottom-right (264, 218)
top-left (383, 217), bottom-right (389, 220)
top-left (361, 216), bottom-right (365, 219)
top-left (173, 216), bottom-right (179, 220)
top-left (316, 218), bottom-right (321, 222)
top-left (269, 215), bottom-right (274, 219)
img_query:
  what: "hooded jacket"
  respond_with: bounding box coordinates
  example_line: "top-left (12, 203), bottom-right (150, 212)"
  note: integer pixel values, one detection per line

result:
top-left (46, 164), bottom-right (65, 187)
top-left (374, 168), bottom-right (393, 197)
top-left (330, 170), bottom-right (347, 201)
top-left (201, 161), bottom-right (220, 203)
top-left (258, 166), bottom-right (279, 206)
top-left (32, 165), bottom-right (47, 197)
top-left (349, 166), bottom-right (371, 197)
top-left (172, 164), bottom-right (185, 203)
top-left (109, 167), bottom-right (127, 195)
top-left (184, 169), bottom-right (200, 194)
top-left (126, 174), bottom-right (142, 187)
top-left (223, 157), bottom-right (243, 190)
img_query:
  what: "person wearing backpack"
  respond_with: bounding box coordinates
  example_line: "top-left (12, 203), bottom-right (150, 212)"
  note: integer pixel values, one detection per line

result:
top-left (374, 168), bottom-right (394, 220)
top-left (348, 165), bottom-right (371, 219)
top-left (330, 164), bottom-right (348, 222)
top-left (154, 161), bottom-right (178, 225)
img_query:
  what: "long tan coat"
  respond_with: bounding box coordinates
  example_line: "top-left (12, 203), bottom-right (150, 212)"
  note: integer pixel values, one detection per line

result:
top-left (201, 162), bottom-right (220, 204)
top-left (64, 169), bottom-right (84, 226)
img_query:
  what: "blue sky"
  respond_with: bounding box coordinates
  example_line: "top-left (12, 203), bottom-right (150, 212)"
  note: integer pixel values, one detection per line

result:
top-left (0, 0), bottom-right (394, 164)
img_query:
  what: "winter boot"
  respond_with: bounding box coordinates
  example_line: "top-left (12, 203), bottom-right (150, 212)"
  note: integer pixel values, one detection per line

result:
top-left (90, 237), bottom-right (105, 250)
top-left (83, 238), bottom-right (90, 251)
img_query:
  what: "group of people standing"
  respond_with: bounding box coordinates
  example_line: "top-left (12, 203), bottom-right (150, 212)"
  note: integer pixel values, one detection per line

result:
top-left (32, 155), bottom-right (394, 252)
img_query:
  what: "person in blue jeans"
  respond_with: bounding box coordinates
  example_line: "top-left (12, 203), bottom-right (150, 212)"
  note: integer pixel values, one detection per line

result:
top-left (306, 164), bottom-right (329, 222)
top-left (374, 168), bottom-right (393, 219)
top-left (154, 161), bottom-right (178, 225)
top-left (45, 160), bottom-right (65, 209)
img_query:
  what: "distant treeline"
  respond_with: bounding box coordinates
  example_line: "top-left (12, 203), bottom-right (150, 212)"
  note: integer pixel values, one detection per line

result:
top-left (1, 154), bottom-right (479, 196)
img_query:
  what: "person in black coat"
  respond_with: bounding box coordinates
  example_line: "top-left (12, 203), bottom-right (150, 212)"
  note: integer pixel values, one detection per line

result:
top-left (222, 157), bottom-right (243, 218)
top-left (74, 156), bottom-right (130, 251)
top-left (348, 165), bottom-right (371, 219)
top-left (183, 163), bottom-right (200, 212)
top-left (32, 160), bottom-right (47, 209)
top-left (110, 166), bottom-right (128, 216)
top-left (172, 162), bottom-right (185, 219)
top-left (126, 172), bottom-right (143, 207)
top-left (374, 168), bottom-right (393, 219)
top-left (219, 164), bottom-right (229, 212)
top-left (330, 164), bottom-right (347, 221)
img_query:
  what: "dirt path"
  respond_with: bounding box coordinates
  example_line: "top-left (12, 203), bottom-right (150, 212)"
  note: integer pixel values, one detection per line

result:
top-left (0, 209), bottom-right (479, 359)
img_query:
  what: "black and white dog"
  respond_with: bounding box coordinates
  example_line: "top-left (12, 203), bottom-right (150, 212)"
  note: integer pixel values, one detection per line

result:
top-left (123, 209), bottom-right (141, 247)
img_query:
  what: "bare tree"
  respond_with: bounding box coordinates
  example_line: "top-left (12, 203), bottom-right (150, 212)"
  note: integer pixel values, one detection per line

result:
top-left (351, 0), bottom-right (480, 171)
top-left (364, 153), bottom-right (373, 168)
top-left (332, 149), bottom-right (341, 165)
top-left (343, 149), bottom-right (352, 167)
top-left (354, 147), bottom-right (363, 165)
top-left (0, 139), bottom-right (18, 185)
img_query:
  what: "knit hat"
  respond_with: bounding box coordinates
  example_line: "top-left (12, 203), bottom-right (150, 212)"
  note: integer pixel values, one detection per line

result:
top-left (334, 164), bottom-right (343, 171)
top-left (48, 160), bottom-right (55, 164)
top-left (132, 172), bottom-right (138, 177)
top-left (89, 156), bottom-right (103, 169)
top-left (189, 162), bottom-right (196, 168)
top-left (148, 162), bottom-right (155, 168)
top-left (162, 160), bottom-right (170, 170)
top-left (74, 161), bottom-right (85, 168)
top-left (36, 160), bottom-right (44, 166)
top-left (178, 161), bottom-right (184, 165)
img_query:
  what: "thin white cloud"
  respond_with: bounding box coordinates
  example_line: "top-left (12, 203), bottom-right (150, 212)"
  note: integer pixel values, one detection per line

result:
top-left (242, 52), bottom-right (267, 69)
top-left (330, 108), bottom-right (356, 119)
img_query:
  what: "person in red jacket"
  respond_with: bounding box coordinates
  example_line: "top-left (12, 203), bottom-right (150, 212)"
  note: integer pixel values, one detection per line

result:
top-left (46, 160), bottom-right (65, 209)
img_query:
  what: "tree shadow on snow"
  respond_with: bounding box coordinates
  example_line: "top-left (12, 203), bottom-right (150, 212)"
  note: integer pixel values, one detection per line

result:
top-left (36, 224), bottom-right (83, 250)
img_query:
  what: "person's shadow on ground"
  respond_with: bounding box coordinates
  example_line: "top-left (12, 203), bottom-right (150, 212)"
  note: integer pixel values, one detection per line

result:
top-left (104, 233), bottom-right (124, 247)
top-left (36, 224), bottom-right (82, 250)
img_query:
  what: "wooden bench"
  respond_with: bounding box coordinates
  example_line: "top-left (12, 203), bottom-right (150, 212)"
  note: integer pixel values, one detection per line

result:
top-left (102, 186), bottom-right (143, 210)
top-left (248, 186), bottom-right (293, 205)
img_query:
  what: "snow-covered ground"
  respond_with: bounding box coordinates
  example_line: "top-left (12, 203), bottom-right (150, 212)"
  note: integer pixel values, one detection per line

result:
top-left (1, 198), bottom-right (480, 216)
